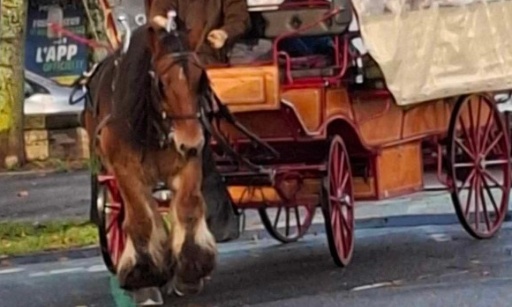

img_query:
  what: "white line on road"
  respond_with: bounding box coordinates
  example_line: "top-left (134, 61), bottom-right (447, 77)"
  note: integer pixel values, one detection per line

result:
top-left (429, 233), bottom-right (452, 242)
top-left (86, 265), bottom-right (107, 272)
top-left (49, 268), bottom-right (85, 274)
top-left (0, 268), bottom-right (24, 275)
top-left (29, 267), bottom-right (85, 277)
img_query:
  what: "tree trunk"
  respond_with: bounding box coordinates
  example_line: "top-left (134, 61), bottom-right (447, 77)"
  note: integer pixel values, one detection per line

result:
top-left (0, 0), bottom-right (27, 169)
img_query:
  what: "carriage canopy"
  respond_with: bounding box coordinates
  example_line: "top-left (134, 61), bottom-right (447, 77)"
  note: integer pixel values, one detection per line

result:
top-left (352, 0), bottom-right (512, 105)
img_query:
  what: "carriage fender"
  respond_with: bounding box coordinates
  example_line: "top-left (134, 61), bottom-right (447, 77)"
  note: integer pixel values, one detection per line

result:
top-left (321, 117), bottom-right (372, 154)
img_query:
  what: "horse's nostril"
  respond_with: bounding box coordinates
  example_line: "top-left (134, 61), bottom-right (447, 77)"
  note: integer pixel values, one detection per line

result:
top-left (188, 148), bottom-right (198, 157)
top-left (179, 144), bottom-right (198, 158)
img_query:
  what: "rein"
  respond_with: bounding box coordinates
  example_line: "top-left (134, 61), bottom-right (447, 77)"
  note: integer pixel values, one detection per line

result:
top-left (148, 51), bottom-right (205, 148)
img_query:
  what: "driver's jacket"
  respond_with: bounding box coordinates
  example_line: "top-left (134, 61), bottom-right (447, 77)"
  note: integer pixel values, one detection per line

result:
top-left (149, 0), bottom-right (250, 64)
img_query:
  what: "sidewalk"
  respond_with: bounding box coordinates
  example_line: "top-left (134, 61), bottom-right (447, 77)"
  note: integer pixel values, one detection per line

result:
top-left (0, 170), bottom-right (503, 233)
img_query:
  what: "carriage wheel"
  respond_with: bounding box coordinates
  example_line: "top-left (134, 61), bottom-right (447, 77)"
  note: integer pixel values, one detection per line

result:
top-left (97, 180), bottom-right (126, 274)
top-left (321, 135), bottom-right (355, 267)
top-left (447, 94), bottom-right (511, 239)
top-left (258, 203), bottom-right (316, 243)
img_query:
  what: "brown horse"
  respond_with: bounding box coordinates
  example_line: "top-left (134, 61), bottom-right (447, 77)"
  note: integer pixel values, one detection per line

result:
top-left (82, 17), bottom-right (216, 295)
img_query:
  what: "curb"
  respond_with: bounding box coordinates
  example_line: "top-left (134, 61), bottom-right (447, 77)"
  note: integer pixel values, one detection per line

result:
top-left (3, 212), bottom-right (511, 267)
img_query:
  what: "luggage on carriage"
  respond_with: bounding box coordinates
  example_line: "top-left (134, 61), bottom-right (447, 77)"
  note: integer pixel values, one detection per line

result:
top-left (85, 0), bottom-right (512, 277)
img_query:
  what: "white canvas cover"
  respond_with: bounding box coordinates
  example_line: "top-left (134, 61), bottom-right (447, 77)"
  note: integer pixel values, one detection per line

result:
top-left (351, 0), bottom-right (512, 106)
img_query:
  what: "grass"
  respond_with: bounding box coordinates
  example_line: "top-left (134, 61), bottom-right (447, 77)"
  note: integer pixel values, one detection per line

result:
top-left (0, 220), bottom-right (98, 257)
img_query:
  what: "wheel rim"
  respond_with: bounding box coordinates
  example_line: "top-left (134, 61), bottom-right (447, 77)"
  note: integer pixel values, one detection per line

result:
top-left (448, 94), bottom-right (511, 239)
top-left (97, 183), bottom-right (125, 273)
top-left (259, 204), bottom-right (316, 243)
top-left (324, 135), bottom-right (355, 267)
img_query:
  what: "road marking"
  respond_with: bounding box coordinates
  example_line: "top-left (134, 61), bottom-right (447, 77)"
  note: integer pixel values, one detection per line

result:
top-left (87, 264), bottom-right (107, 272)
top-left (429, 233), bottom-right (451, 242)
top-left (0, 268), bottom-right (24, 275)
top-left (29, 272), bottom-right (50, 277)
top-left (49, 268), bottom-right (85, 274)
top-left (351, 282), bottom-right (395, 291)
top-left (29, 267), bottom-right (85, 277)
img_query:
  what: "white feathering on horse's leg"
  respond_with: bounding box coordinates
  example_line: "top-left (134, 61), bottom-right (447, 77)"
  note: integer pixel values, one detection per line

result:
top-left (194, 217), bottom-right (217, 255)
top-left (147, 215), bottom-right (168, 269)
top-left (118, 236), bottom-right (137, 275)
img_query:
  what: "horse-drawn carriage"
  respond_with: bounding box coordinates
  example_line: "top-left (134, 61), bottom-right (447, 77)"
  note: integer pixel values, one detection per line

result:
top-left (79, 0), bottom-right (512, 293)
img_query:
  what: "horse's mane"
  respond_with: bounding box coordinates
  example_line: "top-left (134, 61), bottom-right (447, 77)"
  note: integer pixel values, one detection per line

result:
top-left (110, 25), bottom-right (160, 148)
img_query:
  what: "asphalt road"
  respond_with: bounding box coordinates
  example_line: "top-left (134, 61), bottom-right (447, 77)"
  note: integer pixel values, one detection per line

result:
top-left (2, 223), bottom-right (512, 307)
top-left (0, 171), bottom-right (90, 222)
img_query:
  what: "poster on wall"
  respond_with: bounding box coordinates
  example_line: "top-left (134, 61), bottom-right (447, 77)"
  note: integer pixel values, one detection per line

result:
top-left (25, 1), bottom-right (88, 85)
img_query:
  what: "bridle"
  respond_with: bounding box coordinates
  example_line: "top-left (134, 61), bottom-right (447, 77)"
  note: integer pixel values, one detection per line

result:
top-left (148, 23), bottom-right (207, 148)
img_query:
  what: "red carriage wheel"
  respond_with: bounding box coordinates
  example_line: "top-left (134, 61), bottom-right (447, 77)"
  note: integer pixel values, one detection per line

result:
top-left (447, 94), bottom-right (511, 239)
top-left (96, 179), bottom-right (126, 274)
top-left (258, 203), bottom-right (316, 243)
top-left (321, 135), bottom-right (355, 267)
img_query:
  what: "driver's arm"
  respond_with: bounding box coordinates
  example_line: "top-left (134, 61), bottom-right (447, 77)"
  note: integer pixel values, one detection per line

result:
top-left (220, 0), bottom-right (250, 45)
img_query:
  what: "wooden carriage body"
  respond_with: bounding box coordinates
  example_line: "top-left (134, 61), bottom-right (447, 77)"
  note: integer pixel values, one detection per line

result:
top-left (93, 0), bottom-right (512, 271)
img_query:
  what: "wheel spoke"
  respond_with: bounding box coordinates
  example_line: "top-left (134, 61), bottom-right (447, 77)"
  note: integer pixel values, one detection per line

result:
top-left (482, 175), bottom-right (501, 214)
top-left (455, 138), bottom-right (476, 160)
top-left (337, 207), bottom-right (347, 254)
top-left (474, 175), bottom-right (481, 231)
top-left (331, 201), bottom-right (339, 229)
top-left (458, 169), bottom-right (476, 191)
top-left (459, 117), bottom-right (475, 153)
top-left (294, 206), bottom-right (302, 233)
top-left (479, 106), bottom-right (494, 152)
top-left (285, 208), bottom-right (290, 236)
top-left (479, 178), bottom-right (492, 232)
top-left (331, 145), bottom-right (340, 190)
top-left (475, 96), bottom-right (482, 153)
top-left (482, 131), bottom-right (504, 158)
top-left (481, 170), bottom-right (505, 191)
top-left (273, 206), bottom-right (282, 229)
top-left (467, 100), bottom-right (478, 151)
top-left (464, 174), bottom-right (476, 218)
top-left (106, 215), bottom-right (117, 233)
top-left (341, 209), bottom-right (353, 241)
top-left (338, 148), bottom-right (345, 189)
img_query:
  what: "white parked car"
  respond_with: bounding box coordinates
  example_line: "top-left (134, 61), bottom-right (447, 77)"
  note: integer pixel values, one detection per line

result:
top-left (24, 70), bottom-right (85, 116)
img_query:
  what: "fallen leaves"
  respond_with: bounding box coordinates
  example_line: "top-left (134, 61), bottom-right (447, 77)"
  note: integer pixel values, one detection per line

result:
top-left (16, 190), bottom-right (29, 198)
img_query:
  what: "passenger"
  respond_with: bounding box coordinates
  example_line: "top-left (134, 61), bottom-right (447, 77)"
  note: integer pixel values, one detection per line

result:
top-left (280, 36), bottom-right (335, 59)
top-left (149, 0), bottom-right (251, 65)
top-left (148, 0), bottom-right (251, 242)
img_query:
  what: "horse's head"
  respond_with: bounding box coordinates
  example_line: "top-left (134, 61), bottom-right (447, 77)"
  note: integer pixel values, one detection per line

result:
top-left (147, 13), bottom-right (207, 158)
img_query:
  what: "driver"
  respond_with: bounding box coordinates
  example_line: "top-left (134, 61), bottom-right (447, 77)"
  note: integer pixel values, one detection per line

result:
top-left (149, 0), bottom-right (251, 64)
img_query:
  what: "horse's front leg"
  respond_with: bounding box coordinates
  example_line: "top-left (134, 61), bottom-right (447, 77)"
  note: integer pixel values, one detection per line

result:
top-left (166, 157), bottom-right (217, 296)
top-left (111, 155), bottom-right (173, 290)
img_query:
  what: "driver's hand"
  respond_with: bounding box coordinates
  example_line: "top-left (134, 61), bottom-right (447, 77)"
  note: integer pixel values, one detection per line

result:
top-left (152, 16), bottom-right (168, 29)
top-left (207, 29), bottom-right (228, 49)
